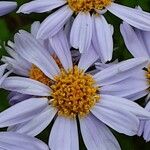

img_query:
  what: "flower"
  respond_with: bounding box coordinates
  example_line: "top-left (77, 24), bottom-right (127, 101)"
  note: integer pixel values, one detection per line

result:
top-left (0, 1), bottom-right (17, 16)
top-left (120, 19), bottom-right (150, 101)
top-left (0, 131), bottom-right (49, 150)
top-left (120, 11), bottom-right (150, 142)
top-left (0, 29), bottom-right (150, 150)
top-left (18, 1), bottom-right (150, 62)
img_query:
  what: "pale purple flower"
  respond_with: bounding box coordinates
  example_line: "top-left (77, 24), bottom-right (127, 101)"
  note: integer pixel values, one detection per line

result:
top-left (0, 1), bottom-right (17, 16)
top-left (0, 29), bottom-right (150, 150)
top-left (120, 11), bottom-right (150, 141)
top-left (17, 1), bottom-right (150, 62)
top-left (0, 132), bottom-right (49, 150)
top-left (120, 19), bottom-right (150, 101)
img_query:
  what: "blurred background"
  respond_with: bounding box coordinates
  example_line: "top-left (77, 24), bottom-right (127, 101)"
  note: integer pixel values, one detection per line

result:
top-left (0, 0), bottom-right (150, 149)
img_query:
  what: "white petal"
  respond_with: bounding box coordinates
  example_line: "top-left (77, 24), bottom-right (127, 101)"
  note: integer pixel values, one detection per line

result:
top-left (49, 117), bottom-right (79, 150)
top-left (0, 132), bottom-right (49, 150)
top-left (143, 102), bottom-right (150, 141)
top-left (97, 95), bottom-right (150, 119)
top-left (49, 29), bottom-right (73, 70)
top-left (0, 98), bottom-right (48, 127)
top-left (95, 59), bottom-right (118, 71)
top-left (31, 21), bottom-right (41, 37)
top-left (17, 0), bottom-right (66, 14)
top-left (92, 15), bottom-right (113, 63)
top-left (91, 101), bottom-right (139, 136)
top-left (120, 21), bottom-right (149, 58)
top-left (101, 77), bottom-right (148, 100)
top-left (37, 5), bottom-right (73, 39)
top-left (9, 106), bottom-right (57, 136)
top-left (64, 17), bottom-right (74, 47)
top-left (126, 90), bottom-right (148, 101)
top-left (1, 56), bottom-right (29, 76)
top-left (80, 114), bottom-right (121, 150)
top-left (70, 12), bottom-right (92, 53)
top-left (107, 3), bottom-right (150, 31)
top-left (94, 58), bottom-right (148, 86)
top-left (4, 45), bottom-right (32, 70)
top-left (8, 92), bottom-right (32, 105)
top-left (0, 1), bottom-right (17, 16)
top-left (0, 64), bottom-right (8, 77)
top-left (137, 120), bottom-right (145, 137)
top-left (0, 70), bottom-right (12, 86)
top-left (78, 44), bottom-right (99, 71)
top-left (143, 121), bottom-right (150, 141)
top-left (2, 77), bottom-right (51, 96)
top-left (141, 30), bottom-right (150, 57)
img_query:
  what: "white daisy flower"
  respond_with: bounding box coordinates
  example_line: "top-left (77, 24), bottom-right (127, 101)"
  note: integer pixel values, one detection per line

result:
top-left (120, 10), bottom-right (150, 141)
top-left (0, 1), bottom-right (17, 16)
top-left (17, 0), bottom-right (150, 62)
top-left (0, 29), bottom-right (150, 150)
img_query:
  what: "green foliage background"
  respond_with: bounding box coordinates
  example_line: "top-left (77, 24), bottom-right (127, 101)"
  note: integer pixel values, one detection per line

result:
top-left (0, 0), bottom-right (150, 149)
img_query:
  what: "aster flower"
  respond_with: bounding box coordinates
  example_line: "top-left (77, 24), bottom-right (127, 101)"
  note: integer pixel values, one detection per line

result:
top-left (0, 30), bottom-right (150, 150)
top-left (0, 132), bottom-right (49, 150)
top-left (0, 1), bottom-right (17, 16)
top-left (120, 20), bottom-right (150, 101)
top-left (120, 17), bottom-right (150, 142)
top-left (17, 0), bottom-right (150, 62)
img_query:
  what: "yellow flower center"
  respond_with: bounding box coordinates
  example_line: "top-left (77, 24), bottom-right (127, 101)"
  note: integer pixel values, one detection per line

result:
top-left (29, 65), bottom-right (100, 118)
top-left (67, 0), bottom-right (112, 12)
top-left (51, 66), bottom-right (100, 118)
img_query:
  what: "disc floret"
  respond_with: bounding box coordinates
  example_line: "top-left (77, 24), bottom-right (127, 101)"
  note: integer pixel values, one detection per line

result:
top-left (51, 66), bottom-right (100, 118)
top-left (67, 0), bottom-right (112, 12)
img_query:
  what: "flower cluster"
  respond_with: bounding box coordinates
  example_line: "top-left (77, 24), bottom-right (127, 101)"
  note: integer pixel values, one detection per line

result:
top-left (0, 0), bottom-right (150, 150)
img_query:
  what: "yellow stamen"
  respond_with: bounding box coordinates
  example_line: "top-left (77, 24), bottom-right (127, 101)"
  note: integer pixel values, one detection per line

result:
top-left (51, 66), bottom-right (100, 118)
top-left (67, 0), bottom-right (112, 12)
